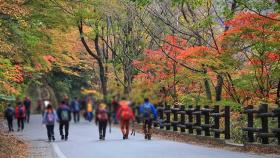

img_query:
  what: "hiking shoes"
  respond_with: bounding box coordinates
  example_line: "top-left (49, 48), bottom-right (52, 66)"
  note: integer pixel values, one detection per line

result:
top-left (148, 134), bottom-right (151, 140)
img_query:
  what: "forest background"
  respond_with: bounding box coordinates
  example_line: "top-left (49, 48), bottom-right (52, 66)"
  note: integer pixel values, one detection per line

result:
top-left (0, 0), bottom-right (279, 112)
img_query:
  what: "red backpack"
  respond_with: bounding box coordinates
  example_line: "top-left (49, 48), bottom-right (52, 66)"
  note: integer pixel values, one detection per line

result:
top-left (97, 109), bottom-right (108, 121)
top-left (121, 107), bottom-right (132, 121)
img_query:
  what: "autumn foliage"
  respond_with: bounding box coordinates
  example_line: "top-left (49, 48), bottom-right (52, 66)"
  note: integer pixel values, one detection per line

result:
top-left (133, 11), bottom-right (280, 105)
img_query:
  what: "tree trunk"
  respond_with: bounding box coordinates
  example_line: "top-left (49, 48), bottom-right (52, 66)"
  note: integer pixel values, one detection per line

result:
top-left (215, 1), bottom-right (237, 102)
top-left (215, 74), bottom-right (223, 101)
top-left (98, 60), bottom-right (107, 102)
top-left (122, 6), bottom-right (134, 97)
top-left (123, 58), bottom-right (132, 97)
top-left (276, 79), bottom-right (280, 106)
top-left (78, 20), bottom-right (108, 102)
top-left (202, 67), bottom-right (212, 102)
top-left (204, 78), bottom-right (212, 102)
top-left (94, 34), bottom-right (108, 102)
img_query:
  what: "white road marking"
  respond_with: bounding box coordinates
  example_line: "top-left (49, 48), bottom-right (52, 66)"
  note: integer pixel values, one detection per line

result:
top-left (52, 143), bottom-right (67, 158)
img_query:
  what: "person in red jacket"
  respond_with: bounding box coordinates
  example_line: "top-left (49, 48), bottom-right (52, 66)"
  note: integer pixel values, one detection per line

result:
top-left (15, 102), bottom-right (26, 131)
top-left (117, 100), bottom-right (135, 139)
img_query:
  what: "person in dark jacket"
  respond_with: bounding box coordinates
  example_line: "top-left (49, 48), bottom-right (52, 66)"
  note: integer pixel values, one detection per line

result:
top-left (42, 104), bottom-right (57, 142)
top-left (4, 104), bottom-right (14, 132)
top-left (56, 101), bottom-right (71, 141)
top-left (23, 96), bottom-right (31, 123)
top-left (70, 97), bottom-right (80, 123)
top-left (111, 96), bottom-right (119, 124)
top-left (95, 103), bottom-right (110, 140)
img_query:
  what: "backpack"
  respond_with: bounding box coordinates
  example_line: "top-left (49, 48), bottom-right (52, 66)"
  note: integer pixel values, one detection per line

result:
top-left (143, 103), bottom-right (152, 119)
top-left (74, 101), bottom-right (80, 111)
top-left (47, 112), bottom-right (55, 123)
top-left (121, 108), bottom-right (132, 121)
top-left (24, 100), bottom-right (31, 110)
top-left (97, 109), bottom-right (108, 121)
top-left (61, 109), bottom-right (69, 121)
top-left (6, 108), bottom-right (13, 118)
top-left (19, 106), bottom-right (24, 118)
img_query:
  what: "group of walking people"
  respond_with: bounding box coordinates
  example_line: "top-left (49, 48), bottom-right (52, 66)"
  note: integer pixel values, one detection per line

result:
top-left (4, 96), bottom-right (158, 142)
top-left (4, 97), bottom-right (32, 132)
top-left (95, 97), bottom-right (158, 141)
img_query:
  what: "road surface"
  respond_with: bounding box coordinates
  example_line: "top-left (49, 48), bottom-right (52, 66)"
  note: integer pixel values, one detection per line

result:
top-left (17, 115), bottom-right (276, 158)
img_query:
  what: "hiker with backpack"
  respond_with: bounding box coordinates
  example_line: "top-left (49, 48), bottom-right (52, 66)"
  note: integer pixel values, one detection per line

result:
top-left (4, 104), bottom-right (15, 132)
top-left (42, 104), bottom-right (56, 142)
top-left (111, 96), bottom-right (119, 124)
top-left (86, 97), bottom-right (94, 122)
top-left (57, 101), bottom-right (71, 141)
top-left (117, 100), bottom-right (135, 139)
top-left (15, 102), bottom-right (26, 131)
top-left (70, 97), bottom-right (81, 123)
top-left (139, 98), bottom-right (158, 140)
top-left (23, 96), bottom-right (31, 123)
top-left (95, 103), bottom-right (110, 140)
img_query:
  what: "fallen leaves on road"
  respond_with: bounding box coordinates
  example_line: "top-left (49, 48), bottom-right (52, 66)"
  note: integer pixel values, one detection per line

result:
top-left (0, 118), bottom-right (28, 158)
top-left (133, 124), bottom-right (280, 156)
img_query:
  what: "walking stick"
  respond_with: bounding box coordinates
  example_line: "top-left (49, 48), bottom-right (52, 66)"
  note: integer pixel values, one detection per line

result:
top-left (131, 120), bottom-right (135, 136)
top-left (109, 122), bottom-right (111, 133)
top-left (109, 115), bottom-right (112, 133)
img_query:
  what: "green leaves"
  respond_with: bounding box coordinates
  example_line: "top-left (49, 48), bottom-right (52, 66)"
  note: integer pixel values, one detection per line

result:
top-left (130, 0), bottom-right (151, 6)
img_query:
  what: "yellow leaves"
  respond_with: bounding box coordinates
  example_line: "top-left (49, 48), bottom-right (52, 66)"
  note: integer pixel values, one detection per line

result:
top-left (0, 0), bottom-right (29, 19)
top-left (0, 40), bottom-right (13, 53)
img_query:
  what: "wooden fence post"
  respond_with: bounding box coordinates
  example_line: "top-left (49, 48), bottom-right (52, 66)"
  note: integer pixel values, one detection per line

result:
top-left (214, 105), bottom-right (220, 138)
top-left (247, 105), bottom-right (254, 142)
top-left (272, 106), bottom-right (280, 145)
top-left (224, 106), bottom-right (230, 140)
top-left (195, 106), bottom-right (201, 135)
top-left (204, 105), bottom-right (210, 136)
top-left (172, 107), bottom-right (179, 131)
top-left (259, 104), bottom-right (269, 144)
top-left (180, 106), bottom-right (186, 133)
top-left (188, 105), bottom-right (193, 134)
top-left (165, 105), bottom-right (171, 130)
top-left (158, 106), bottom-right (164, 129)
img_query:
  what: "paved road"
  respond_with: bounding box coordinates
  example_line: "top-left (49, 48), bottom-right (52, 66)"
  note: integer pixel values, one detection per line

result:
top-left (17, 115), bottom-right (275, 158)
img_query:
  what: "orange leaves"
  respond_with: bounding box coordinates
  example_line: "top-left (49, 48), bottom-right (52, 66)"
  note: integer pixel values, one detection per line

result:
top-left (12, 65), bottom-right (24, 83)
top-left (134, 35), bottom-right (220, 84)
top-left (43, 55), bottom-right (56, 63)
top-left (177, 46), bottom-right (212, 59)
top-left (266, 52), bottom-right (280, 62)
top-left (0, 81), bottom-right (19, 95)
top-left (35, 63), bottom-right (42, 71)
top-left (3, 65), bottom-right (24, 83)
top-left (248, 52), bottom-right (279, 66)
top-left (223, 12), bottom-right (280, 42)
top-left (224, 12), bottom-right (279, 30)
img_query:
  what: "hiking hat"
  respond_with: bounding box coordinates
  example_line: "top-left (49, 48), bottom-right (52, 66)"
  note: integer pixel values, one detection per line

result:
top-left (99, 103), bottom-right (107, 109)
top-left (119, 100), bottom-right (129, 107)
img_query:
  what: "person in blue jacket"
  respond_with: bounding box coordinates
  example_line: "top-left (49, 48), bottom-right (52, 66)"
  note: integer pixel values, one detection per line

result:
top-left (70, 97), bottom-right (81, 123)
top-left (139, 98), bottom-right (158, 140)
top-left (57, 101), bottom-right (71, 141)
